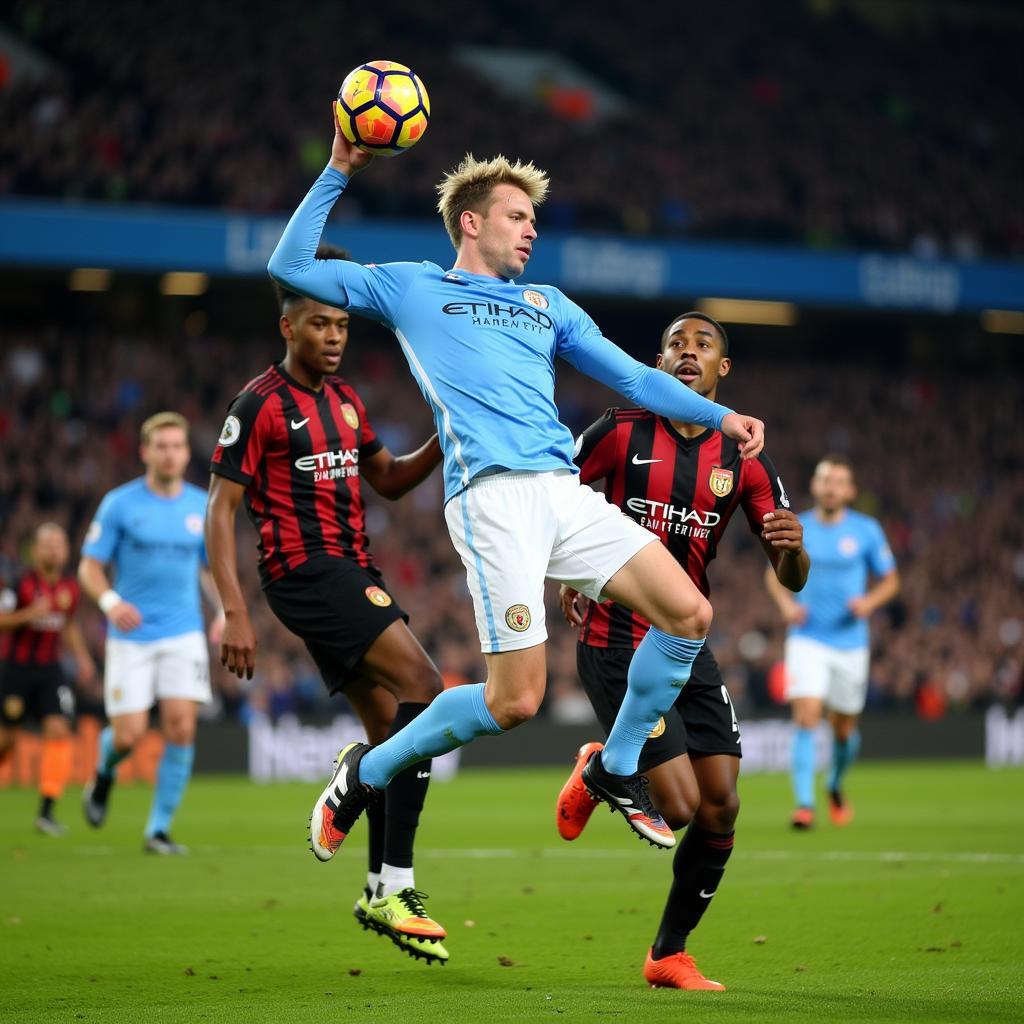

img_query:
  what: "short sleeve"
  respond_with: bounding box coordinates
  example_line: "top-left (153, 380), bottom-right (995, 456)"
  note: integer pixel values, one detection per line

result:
top-left (82, 491), bottom-right (123, 564)
top-left (210, 389), bottom-right (278, 486)
top-left (740, 451), bottom-right (790, 535)
top-left (351, 392), bottom-right (383, 460)
top-left (866, 519), bottom-right (896, 575)
top-left (574, 410), bottom-right (619, 485)
top-left (334, 261), bottom-right (422, 326)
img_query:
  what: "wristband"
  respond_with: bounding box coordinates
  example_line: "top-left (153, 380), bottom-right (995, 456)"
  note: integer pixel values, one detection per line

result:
top-left (98, 590), bottom-right (123, 615)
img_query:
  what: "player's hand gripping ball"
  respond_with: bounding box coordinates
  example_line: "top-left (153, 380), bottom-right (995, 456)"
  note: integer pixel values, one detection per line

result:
top-left (336, 60), bottom-right (430, 156)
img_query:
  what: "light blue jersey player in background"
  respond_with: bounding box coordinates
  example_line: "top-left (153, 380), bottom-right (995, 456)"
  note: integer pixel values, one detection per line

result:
top-left (766, 454), bottom-right (899, 829)
top-left (79, 412), bottom-right (223, 854)
top-left (259, 108), bottom-right (768, 860)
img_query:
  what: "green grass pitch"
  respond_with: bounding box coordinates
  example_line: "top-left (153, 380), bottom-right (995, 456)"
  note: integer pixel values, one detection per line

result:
top-left (3, 761), bottom-right (1022, 1023)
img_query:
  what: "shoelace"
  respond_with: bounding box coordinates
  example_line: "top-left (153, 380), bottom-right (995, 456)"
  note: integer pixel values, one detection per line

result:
top-left (395, 889), bottom-right (432, 918)
top-left (624, 774), bottom-right (663, 821)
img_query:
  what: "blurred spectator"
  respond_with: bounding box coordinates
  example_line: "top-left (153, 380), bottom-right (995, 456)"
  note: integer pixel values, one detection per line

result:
top-left (0, 0), bottom-right (1021, 258)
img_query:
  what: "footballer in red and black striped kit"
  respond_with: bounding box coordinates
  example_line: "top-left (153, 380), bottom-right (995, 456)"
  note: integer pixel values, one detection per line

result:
top-left (0, 523), bottom-right (97, 836)
top-left (206, 245), bottom-right (451, 963)
top-left (556, 312), bottom-right (809, 991)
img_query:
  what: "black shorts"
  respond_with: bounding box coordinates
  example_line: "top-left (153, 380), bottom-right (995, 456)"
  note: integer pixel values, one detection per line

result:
top-left (577, 643), bottom-right (742, 773)
top-left (265, 557), bottom-right (408, 695)
top-left (0, 663), bottom-right (74, 725)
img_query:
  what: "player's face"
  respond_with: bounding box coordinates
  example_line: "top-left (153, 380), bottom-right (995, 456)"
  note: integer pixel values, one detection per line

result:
top-left (656, 318), bottom-right (730, 398)
top-left (811, 462), bottom-right (856, 513)
top-left (141, 426), bottom-right (190, 483)
top-left (281, 302), bottom-right (349, 377)
top-left (474, 185), bottom-right (537, 279)
top-left (32, 528), bottom-right (69, 574)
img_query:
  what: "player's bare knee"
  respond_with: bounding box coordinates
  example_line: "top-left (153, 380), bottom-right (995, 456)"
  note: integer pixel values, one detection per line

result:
top-left (661, 595), bottom-right (713, 639)
top-left (490, 693), bottom-right (541, 729)
top-left (662, 799), bottom-right (695, 832)
top-left (696, 790), bottom-right (739, 832)
top-left (114, 723), bottom-right (143, 750)
top-left (401, 663), bottom-right (443, 704)
top-left (163, 720), bottom-right (195, 746)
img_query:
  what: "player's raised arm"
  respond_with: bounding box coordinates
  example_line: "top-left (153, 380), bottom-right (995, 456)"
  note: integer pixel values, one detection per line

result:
top-left (361, 435), bottom-right (442, 501)
top-left (560, 329), bottom-right (765, 459)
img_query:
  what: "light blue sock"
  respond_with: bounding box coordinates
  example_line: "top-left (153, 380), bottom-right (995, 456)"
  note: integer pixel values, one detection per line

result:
top-left (360, 683), bottom-right (502, 789)
top-left (144, 743), bottom-right (194, 838)
top-left (97, 725), bottom-right (130, 780)
top-left (792, 727), bottom-right (816, 809)
top-left (828, 730), bottom-right (860, 793)
top-left (602, 627), bottom-right (704, 776)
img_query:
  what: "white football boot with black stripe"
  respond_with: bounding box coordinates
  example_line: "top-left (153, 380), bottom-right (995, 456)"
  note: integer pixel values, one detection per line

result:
top-left (309, 742), bottom-right (377, 861)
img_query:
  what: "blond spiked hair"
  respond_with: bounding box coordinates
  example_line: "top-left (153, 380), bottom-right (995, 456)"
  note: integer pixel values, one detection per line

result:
top-left (140, 410), bottom-right (189, 446)
top-left (436, 154), bottom-right (550, 249)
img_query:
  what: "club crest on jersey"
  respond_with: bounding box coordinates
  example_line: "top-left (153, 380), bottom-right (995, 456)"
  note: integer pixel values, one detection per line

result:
top-left (3, 695), bottom-right (24, 720)
top-left (340, 403), bottom-right (360, 430)
top-left (648, 717), bottom-right (666, 739)
top-left (218, 415), bottom-right (241, 447)
top-left (709, 467), bottom-right (734, 497)
top-left (365, 586), bottom-right (392, 608)
top-left (505, 604), bottom-right (531, 632)
top-left (185, 513), bottom-right (204, 536)
top-left (522, 289), bottom-right (548, 310)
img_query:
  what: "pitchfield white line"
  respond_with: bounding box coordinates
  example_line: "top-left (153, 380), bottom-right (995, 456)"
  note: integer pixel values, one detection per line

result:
top-left (416, 848), bottom-right (1024, 865)
top-left (68, 846), bottom-right (1024, 865)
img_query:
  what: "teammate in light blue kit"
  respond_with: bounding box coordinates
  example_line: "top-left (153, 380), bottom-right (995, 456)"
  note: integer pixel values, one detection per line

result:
top-left (79, 412), bottom-right (223, 853)
top-left (266, 112), bottom-right (766, 853)
top-left (766, 454), bottom-right (899, 828)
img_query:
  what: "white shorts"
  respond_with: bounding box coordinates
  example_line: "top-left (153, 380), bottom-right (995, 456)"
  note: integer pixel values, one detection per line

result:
top-left (445, 469), bottom-right (658, 654)
top-left (104, 630), bottom-right (212, 716)
top-left (784, 635), bottom-right (870, 716)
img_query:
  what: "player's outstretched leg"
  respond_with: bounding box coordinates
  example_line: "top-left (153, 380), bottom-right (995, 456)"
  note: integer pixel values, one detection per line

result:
top-left (581, 751), bottom-right (675, 848)
top-left (556, 741), bottom-right (603, 841)
top-left (644, 949), bottom-right (726, 991)
top-left (83, 724), bottom-right (130, 827)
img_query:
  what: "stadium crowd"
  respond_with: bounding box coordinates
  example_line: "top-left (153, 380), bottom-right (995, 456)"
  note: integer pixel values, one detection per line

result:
top-left (1, 0), bottom-right (1021, 259)
top-left (1, 323), bottom-right (1020, 724)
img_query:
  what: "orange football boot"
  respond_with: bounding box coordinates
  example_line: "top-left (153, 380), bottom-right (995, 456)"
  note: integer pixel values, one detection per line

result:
top-left (828, 789), bottom-right (854, 826)
top-left (556, 742), bottom-right (603, 840)
top-left (644, 949), bottom-right (726, 991)
top-left (790, 807), bottom-right (815, 830)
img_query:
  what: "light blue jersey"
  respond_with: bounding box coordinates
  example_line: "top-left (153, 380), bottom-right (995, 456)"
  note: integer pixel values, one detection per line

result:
top-left (82, 478), bottom-right (208, 643)
top-left (791, 508), bottom-right (895, 650)
top-left (268, 166), bottom-right (734, 503)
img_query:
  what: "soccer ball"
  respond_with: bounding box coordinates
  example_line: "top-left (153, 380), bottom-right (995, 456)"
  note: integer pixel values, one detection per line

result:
top-left (336, 60), bottom-right (430, 157)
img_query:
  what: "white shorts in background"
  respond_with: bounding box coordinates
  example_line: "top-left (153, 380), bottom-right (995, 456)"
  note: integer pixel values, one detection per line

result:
top-left (784, 635), bottom-right (870, 716)
top-left (445, 469), bottom-right (658, 654)
top-left (104, 630), bottom-right (212, 716)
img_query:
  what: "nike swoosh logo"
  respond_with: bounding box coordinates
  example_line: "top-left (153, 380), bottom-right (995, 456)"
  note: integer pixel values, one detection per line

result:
top-left (699, 889), bottom-right (716, 898)
top-left (416, 771), bottom-right (431, 779)
top-left (291, 417), bottom-right (310, 430)
top-left (632, 454), bottom-right (663, 465)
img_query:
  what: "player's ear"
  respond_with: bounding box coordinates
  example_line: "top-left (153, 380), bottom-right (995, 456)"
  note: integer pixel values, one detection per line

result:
top-left (655, 352), bottom-right (664, 369)
top-left (279, 314), bottom-right (292, 342)
top-left (717, 356), bottom-right (732, 379)
top-left (459, 208), bottom-right (480, 240)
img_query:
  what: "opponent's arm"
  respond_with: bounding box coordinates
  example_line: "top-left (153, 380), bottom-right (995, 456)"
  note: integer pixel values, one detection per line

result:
top-left (848, 569), bottom-right (900, 620)
top-left (760, 509), bottom-right (810, 592)
top-left (563, 333), bottom-right (764, 459)
top-left (205, 475), bottom-right (257, 680)
top-left (0, 592), bottom-right (50, 629)
top-left (199, 567), bottom-right (226, 645)
top-left (78, 556), bottom-right (142, 633)
top-left (361, 435), bottom-right (442, 500)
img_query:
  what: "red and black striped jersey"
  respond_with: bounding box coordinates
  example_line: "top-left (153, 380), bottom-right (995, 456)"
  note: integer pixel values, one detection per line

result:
top-left (576, 408), bottom-right (788, 649)
top-left (210, 362), bottom-right (384, 587)
top-left (0, 570), bottom-right (80, 666)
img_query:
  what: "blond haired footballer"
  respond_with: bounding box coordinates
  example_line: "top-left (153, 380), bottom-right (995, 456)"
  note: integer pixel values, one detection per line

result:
top-left (80, 412), bottom-right (224, 853)
top-left (253, 108), bottom-right (766, 868)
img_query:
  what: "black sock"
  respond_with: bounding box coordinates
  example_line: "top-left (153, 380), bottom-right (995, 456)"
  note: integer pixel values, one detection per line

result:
top-left (383, 702), bottom-right (431, 870)
top-left (366, 793), bottom-right (385, 880)
top-left (651, 825), bottom-right (735, 960)
top-left (39, 796), bottom-right (55, 819)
